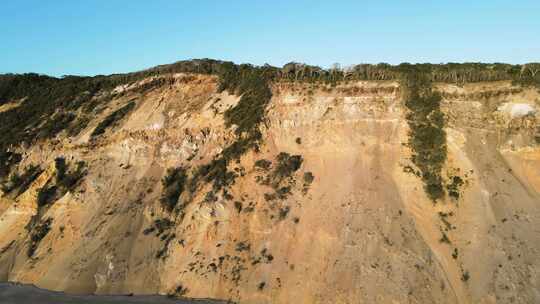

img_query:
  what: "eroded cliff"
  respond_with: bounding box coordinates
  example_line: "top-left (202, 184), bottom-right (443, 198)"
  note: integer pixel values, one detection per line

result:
top-left (0, 63), bottom-right (539, 304)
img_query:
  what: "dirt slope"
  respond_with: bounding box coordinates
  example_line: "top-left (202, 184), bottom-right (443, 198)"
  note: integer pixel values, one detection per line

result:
top-left (1, 73), bottom-right (539, 303)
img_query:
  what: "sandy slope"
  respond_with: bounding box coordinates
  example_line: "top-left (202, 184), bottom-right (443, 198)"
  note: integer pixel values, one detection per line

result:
top-left (0, 75), bottom-right (539, 303)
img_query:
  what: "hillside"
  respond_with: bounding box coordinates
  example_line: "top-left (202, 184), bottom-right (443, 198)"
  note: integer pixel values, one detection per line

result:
top-left (0, 60), bottom-right (539, 303)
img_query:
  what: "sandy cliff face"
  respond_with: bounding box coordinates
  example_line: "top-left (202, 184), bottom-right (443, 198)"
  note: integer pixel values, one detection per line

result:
top-left (0, 74), bottom-right (539, 304)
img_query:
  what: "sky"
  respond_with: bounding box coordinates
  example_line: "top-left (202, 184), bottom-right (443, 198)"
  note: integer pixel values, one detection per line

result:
top-left (1, 0), bottom-right (539, 76)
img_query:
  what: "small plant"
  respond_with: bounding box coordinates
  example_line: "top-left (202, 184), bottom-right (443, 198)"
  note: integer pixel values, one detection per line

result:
top-left (236, 241), bottom-right (250, 252)
top-left (452, 248), bottom-right (459, 259)
top-left (303, 172), bottom-right (314, 184)
top-left (278, 206), bottom-right (290, 220)
top-left (254, 159), bottom-right (272, 170)
top-left (234, 201), bottom-right (243, 213)
top-left (439, 232), bottom-right (451, 244)
top-left (461, 270), bottom-right (470, 282)
top-left (168, 284), bottom-right (189, 298)
top-left (446, 175), bottom-right (464, 200)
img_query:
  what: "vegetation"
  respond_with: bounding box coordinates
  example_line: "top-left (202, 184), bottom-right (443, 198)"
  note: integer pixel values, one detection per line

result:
top-left (2, 59), bottom-right (537, 207)
top-left (274, 153), bottom-right (303, 184)
top-left (439, 231), bottom-right (451, 244)
top-left (303, 171), bottom-right (315, 193)
top-left (27, 217), bottom-right (52, 257)
top-left (401, 70), bottom-right (447, 201)
top-left (143, 218), bottom-right (173, 236)
top-left (278, 206), bottom-right (290, 220)
top-left (0, 151), bottom-right (21, 180)
top-left (254, 159), bottom-right (272, 170)
top-left (1, 165), bottom-right (42, 195)
top-left (160, 167), bottom-right (188, 212)
top-left (446, 175), bottom-right (465, 200)
top-left (303, 172), bottom-right (314, 184)
top-left (187, 64), bottom-right (275, 202)
top-left (0, 74), bottom-right (117, 152)
top-left (168, 285), bottom-right (189, 298)
top-left (220, 64), bottom-right (274, 136)
top-left (91, 101), bottom-right (136, 137)
top-left (36, 158), bottom-right (87, 207)
top-left (461, 270), bottom-right (470, 282)
top-left (278, 61), bottom-right (540, 87)
top-left (37, 186), bottom-right (58, 207)
top-left (56, 158), bottom-right (86, 189)
top-left (1, 60), bottom-right (538, 154)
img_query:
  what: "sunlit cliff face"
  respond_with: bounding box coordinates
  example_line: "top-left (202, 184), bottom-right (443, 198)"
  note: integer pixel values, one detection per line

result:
top-left (0, 72), bottom-right (539, 304)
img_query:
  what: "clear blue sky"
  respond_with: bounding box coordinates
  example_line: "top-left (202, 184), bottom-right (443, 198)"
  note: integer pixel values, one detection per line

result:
top-left (1, 0), bottom-right (539, 76)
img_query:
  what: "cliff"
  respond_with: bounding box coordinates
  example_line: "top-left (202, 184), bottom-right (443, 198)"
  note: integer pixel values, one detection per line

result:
top-left (0, 62), bottom-right (539, 303)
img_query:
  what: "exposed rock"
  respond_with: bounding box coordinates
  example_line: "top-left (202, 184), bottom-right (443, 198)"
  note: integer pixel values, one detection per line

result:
top-left (0, 72), bottom-right (539, 304)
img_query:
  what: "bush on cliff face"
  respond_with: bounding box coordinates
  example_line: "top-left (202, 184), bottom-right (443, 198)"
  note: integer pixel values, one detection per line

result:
top-left (221, 64), bottom-right (274, 136)
top-left (189, 64), bottom-right (275, 199)
top-left (56, 159), bottom-right (87, 190)
top-left (0, 74), bottom-right (115, 151)
top-left (27, 217), bottom-right (53, 257)
top-left (401, 71), bottom-right (447, 201)
top-left (0, 151), bottom-right (22, 180)
top-left (161, 167), bottom-right (188, 212)
top-left (275, 153), bottom-right (303, 180)
top-left (91, 101), bottom-right (136, 137)
top-left (37, 186), bottom-right (58, 207)
top-left (0, 165), bottom-right (42, 195)
top-left (36, 158), bottom-right (87, 207)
